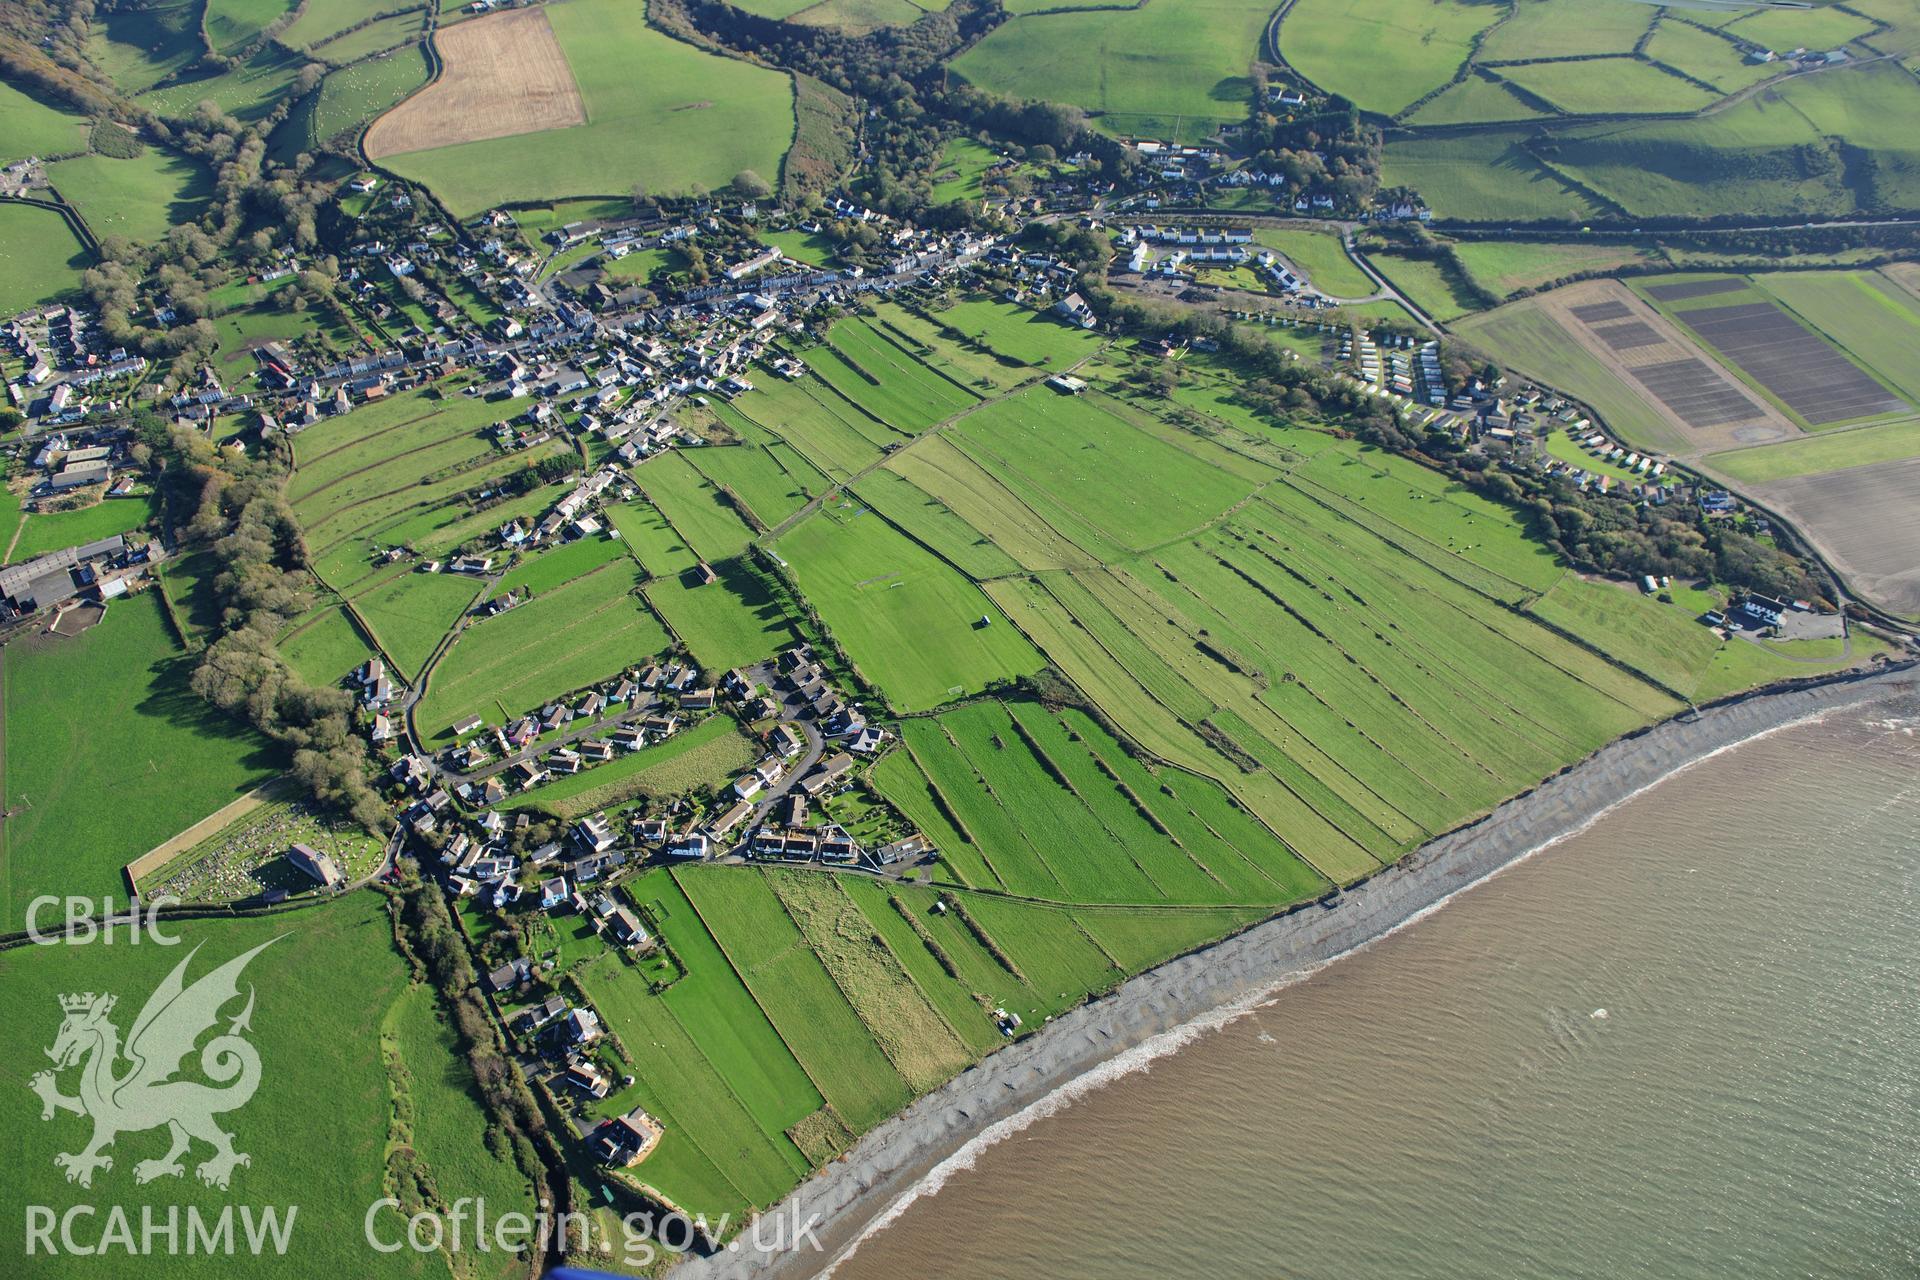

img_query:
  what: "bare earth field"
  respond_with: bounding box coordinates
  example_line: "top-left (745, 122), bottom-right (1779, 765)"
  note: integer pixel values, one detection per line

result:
top-left (1755, 457), bottom-right (1920, 618)
top-left (1536, 280), bottom-right (1796, 453)
top-left (364, 8), bottom-right (584, 158)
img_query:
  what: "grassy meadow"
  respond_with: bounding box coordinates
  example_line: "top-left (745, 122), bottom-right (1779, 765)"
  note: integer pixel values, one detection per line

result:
top-left (1, 593), bottom-right (279, 930)
top-left (381, 0), bottom-right (796, 215)
top-left (951, 0), bottom-right (1273, 140)
top-left (0, 895), bottom-right (524, 1280)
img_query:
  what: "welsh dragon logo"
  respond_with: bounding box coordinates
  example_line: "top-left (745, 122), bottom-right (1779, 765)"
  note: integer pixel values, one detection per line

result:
top-left (29, 939), bottom-right (277, 1191)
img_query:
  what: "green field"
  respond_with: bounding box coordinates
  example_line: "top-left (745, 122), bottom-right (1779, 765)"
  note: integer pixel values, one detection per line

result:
top-left (1367, 252), bottom-right (1476, 323)
top-left (380, 0), bottom-right (796, 216)
top-left (1451, 239), bottom-right (1659, 298)
top-left (1281, 0), bottom-right (1495, 116)
top-left (609, 499), bottom-right (799, 668)
top-left (0, 895), bottom-right (499, 1279)
top-left (807, 317), bottom-right (980, 432)
top-left (0, 203), bottom-right (90, 315)
top-left (884, 698), bottom-right (1326, 904)
top-left (1381, 130), bottom-right (1601, 223)
top-left (760, 228), bottom-right (838, 267)
top-left (1494, 57), bottom-right (1720, 116)
top-left (305, 47), bottom-right (431, 147)
top-left (204, 0), bottom-right (295, 51)
top-left (87, 2), bottom-right (203, 93)
top-left (8, 497), bottom-right (154, 563)
top-left (929, 137), bottom-right (1002, 204)
top-left (416, 558), bottom-right (668, 738)
top-left (0, 80), bottom-right (90, 163)
top-left (576, 873), bottom-right (818, 1218)
top-left (1478, 0), bottom-right (1652, 61)
top-left (312, 8), bottom-right (425, 60)
top-left (44, 148), bottom-right (214, 244)
top-left (276, 601), bottom-right (380, 686)
top-left (1252, 227), bottom-right (1373, 299)
top-left (636, 450), bottom-right (759, 561)
top-left (1706, 418), bottom-right (1920, 484)
top-left (282, 0), bottom-right (411, 46)
top-left (685, 442), bottom-right (828, 529)
top-left (1406, 75), bottom-right (1551, 126)
top-left (140, 46), bottom-right (306, 122)
top-left (288, 386), bottom-right (575, 676)
top-left (951, 0), bottom-right (1274, 140)
top-left (1, 593), bottom-right (277, 928)
top-left (494, 534), bottom-right (628, 598)
top-left (775, 498), bottom-right (1044, 711)
top-left (1644, 19), bottom-right (1783, 95)
top-left (982, 438), bottom-right (1676, 883)
top-left (512, 715), bottom-right (758, 818)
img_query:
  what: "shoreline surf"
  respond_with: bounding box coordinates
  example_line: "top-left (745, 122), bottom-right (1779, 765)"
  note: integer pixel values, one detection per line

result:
top-left (673, 660), bottom-right (1920, 1280)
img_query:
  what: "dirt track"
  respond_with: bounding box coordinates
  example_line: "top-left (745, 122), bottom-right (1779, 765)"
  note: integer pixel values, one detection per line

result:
top-left (364, 8), bottom-right (586, 159)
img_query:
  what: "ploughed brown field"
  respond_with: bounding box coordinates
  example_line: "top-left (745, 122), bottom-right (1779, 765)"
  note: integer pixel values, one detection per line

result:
top-left (1756, 456), bottom-right (1920, 618)
top-left (364, 8), bottom-right (585, 158)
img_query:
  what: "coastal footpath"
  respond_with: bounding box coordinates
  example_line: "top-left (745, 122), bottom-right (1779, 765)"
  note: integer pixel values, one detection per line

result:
top-left (676, 660), bottom-right (1920, 1280)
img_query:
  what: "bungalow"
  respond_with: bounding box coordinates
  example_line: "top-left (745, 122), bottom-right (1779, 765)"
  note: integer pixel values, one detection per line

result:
top-left (575, 813), bottom-right (617, 853)
top-left (732, 774), bottom-right (764, 801)
top-left (579, 739), bottom-right (614, 762)
top-left (610, 725), bottom-right (646, 751)
top-left (487, 957), bottom-right (532, 993)
top-left (680, 687), bottom-right (717, 712)
top-left (590, 1110), bottom-right (663, 1166)
top-left (667, 831), bottom-right (710, 860)
top-left (564, 1062), bottom-right (610, 1100)
top-left (711, 799), bottom-right (754, 838)
top-left (796, 752), bottom-right (854, 797)
top-left (642, 713), bottom-right (679, 737)
top-left (877, 833), bottom-right (932, 865)
top-left (526, 995), bottom-right (568, 1031)
top-left (452, 715), bottom-right (485, 737)
top-left (607, 906), bottom-right (651, 948)
top-left (564, 1008), bottom-right (602, 1046)
top-left (768, 723), bottom-right (803, 758)
top-left (513, 761), bottom-right (549, 791)
top-left (528, 841), bottom-right (565, 867)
